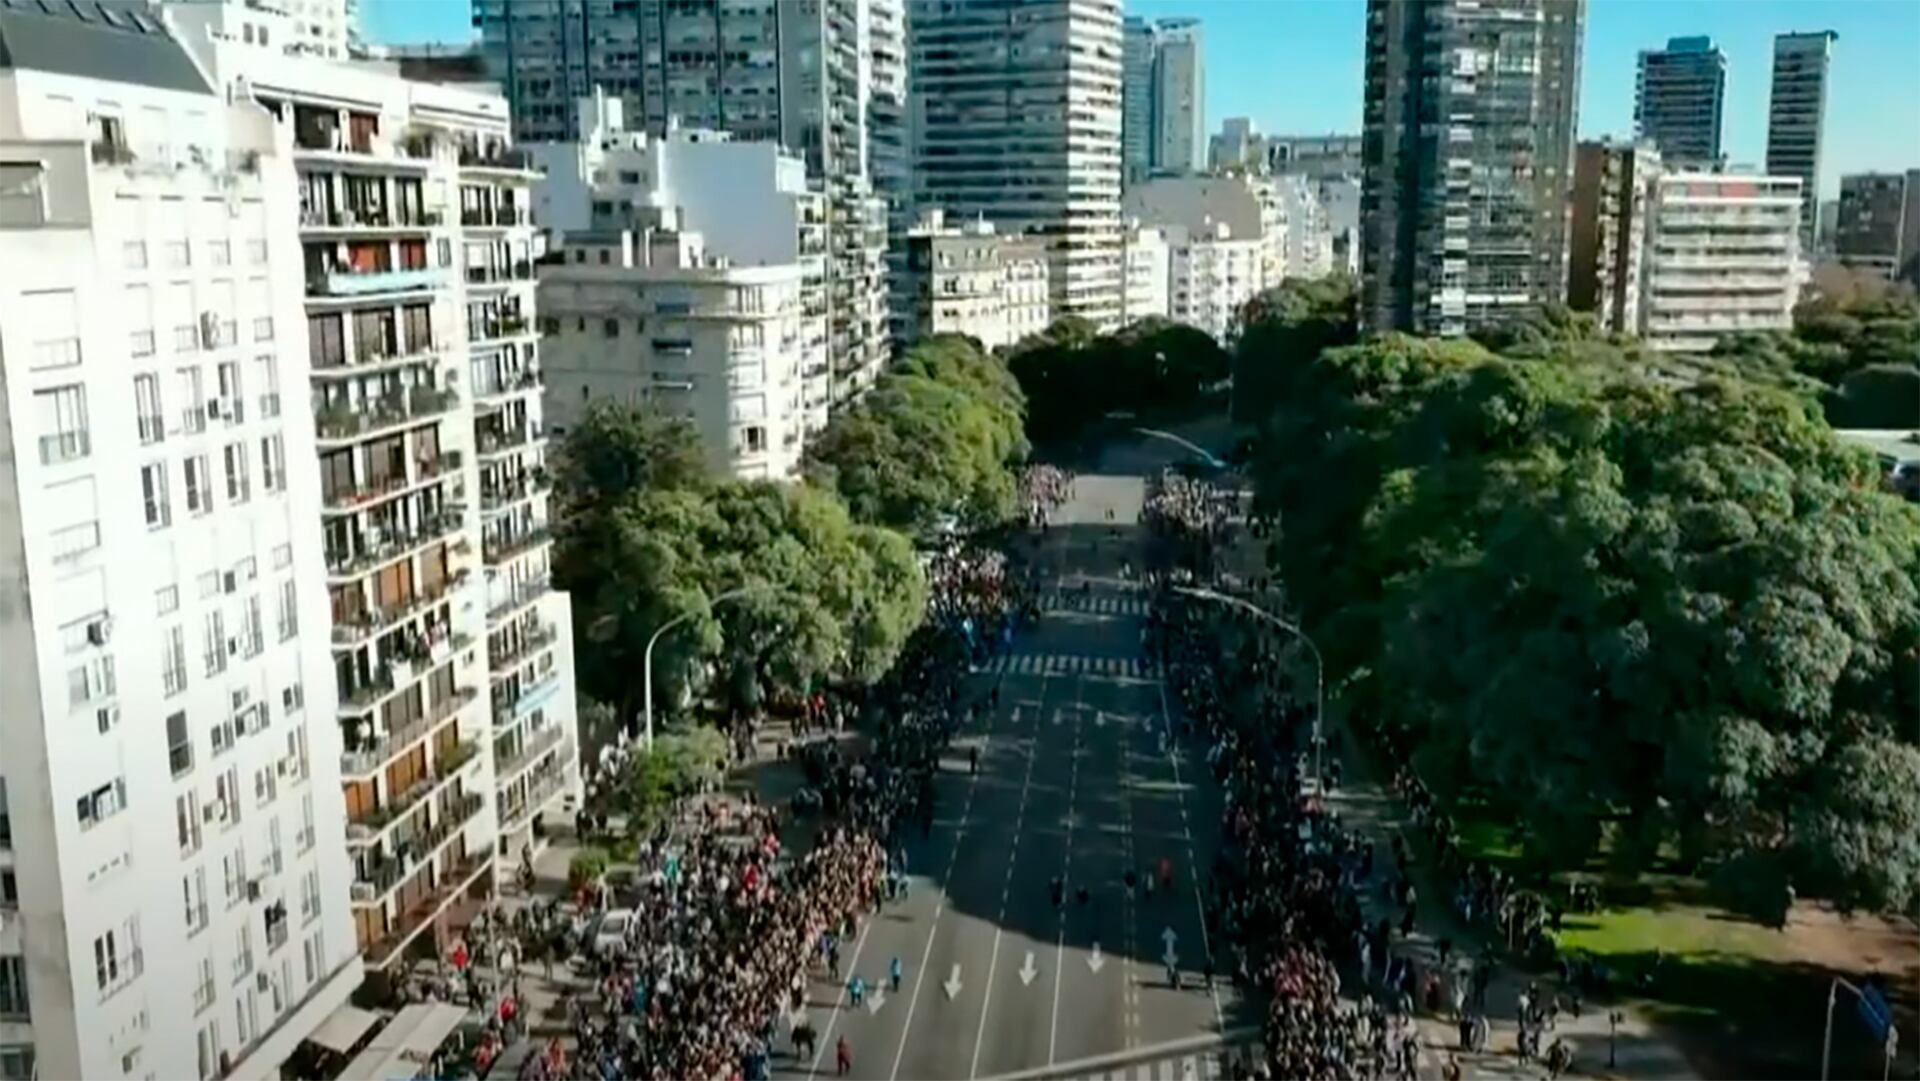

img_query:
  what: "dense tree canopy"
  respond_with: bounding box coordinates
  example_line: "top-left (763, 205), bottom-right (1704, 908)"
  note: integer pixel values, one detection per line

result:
top-left (555, 405), bottom-right (926, 725)
top-left (1229, 276), bottom-right (1359, 425)
top-left (1244, 311), bottom-right (1920, 922)
top-left (1008, 317), bottom-right (1231, 443)
top-left (806, 335), bottom-right (1028, 535)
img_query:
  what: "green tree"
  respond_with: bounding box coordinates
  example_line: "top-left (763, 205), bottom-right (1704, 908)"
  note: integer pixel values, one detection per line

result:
top-left (1230, 275), bottom-right (1358, 425)
top-left (617, 726), bottom-right (731, 833)
top-left (1008, 316), bottom-right (1232, 442)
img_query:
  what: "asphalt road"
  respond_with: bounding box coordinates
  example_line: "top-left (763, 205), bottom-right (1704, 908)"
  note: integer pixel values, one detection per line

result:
top-left (777, 471), bottom-right (1250, 1081)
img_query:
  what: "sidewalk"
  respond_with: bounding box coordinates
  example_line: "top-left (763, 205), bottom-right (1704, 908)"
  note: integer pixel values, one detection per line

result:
top-left (1318, 715), bottom-right (1696, 1080)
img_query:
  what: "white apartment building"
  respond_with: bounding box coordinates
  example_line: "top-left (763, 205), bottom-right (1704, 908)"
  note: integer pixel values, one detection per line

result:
top-left (541, 225), bottom-right (812, 480)
top-left (1120, 223), bottom-right (1171, 325)
top-left (186, 37), bottom-right (583, 979)
top-left (1274, 175), bottom-right (1332, 282)
top-left (899, 211), bottom-right (1052, 353)
top-left (531, 98), bottom-right (832, 436)
top-left (0, 6), bottom-right (360, 1079)
top-left (167, 0), bottom-right (361, 60)
top-left (1124, 176), bottom-right (1276, 339)
top-left (912, 0), bottom-right (1125, 329)
top-left (1642, 172), bottom-right (1804, 352)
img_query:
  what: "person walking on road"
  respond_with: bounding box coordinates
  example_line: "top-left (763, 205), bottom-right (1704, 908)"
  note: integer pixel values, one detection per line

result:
top-left (889, 955), bottom-right (903, 993)
top-left (849, 974), bottom-right (866, 1008)
top-left (836, 1036), bottom-right (852, 1077)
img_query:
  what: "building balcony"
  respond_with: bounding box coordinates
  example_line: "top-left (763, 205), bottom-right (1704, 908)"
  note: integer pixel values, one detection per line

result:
top-left (459, 205), bottom-right (524, 228)
top-left (475, 423), bottom-right (541, 461)
top-left (496, 728), bottom-right (569, 789)
top-left (473, 368), bottom-right (543, 406)
top-left (292, 127), bottom-right (435, 171)
top-left (469, 315), bottom-right (533, 346)
top-left (500, 764), bottom-right (574, 831)
top-left (360, 852), bottom-right (492, 970)
top-left (482, 526), bottom-right (551, 566)
top-left (345, 743), bottom-right (481, 848)
top-left (306, 265), bottom-right (448, 300)
top-left (331, 576), bottom-right (466, 647)
top-left (468, 261), bottom-right (535, 292)
top-left (457, 145), bottom-right (541, 177)
top-left (479, 468), bottom-right (549, 515)
top-left (326, 511), bottom-right (464, 587)
top-left (492, 668), bottom-right (562, 730)
top-left (312, 338), bottom-right (448, 380)
top-left (349, 790), bottom-right (487, 906)
top-left (487, 575), bottom-right (552, 624)
top-left (489, 621), bottom-right (558, 672)
top-left (300, 207), bottom-right (445, 233)
top-left (321, 454), bottom-right (462, 516)
top-left (339, 687), bottom-right (473, 780)
top-left (314, 387), bottom-right (459, 447)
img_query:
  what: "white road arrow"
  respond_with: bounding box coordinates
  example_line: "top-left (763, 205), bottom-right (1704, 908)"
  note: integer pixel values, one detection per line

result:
top-left (1087, 943), bottom-right (1106, 973)
top-left (867, 989), bottom-right (886, 1014)
top-left (943, 964), bottom-right (964, 999)
top-left (1018, 951), bottom-right (1039, 986)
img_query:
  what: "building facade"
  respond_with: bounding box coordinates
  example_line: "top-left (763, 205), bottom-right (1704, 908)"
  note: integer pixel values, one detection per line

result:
top-left (540, 227), bottom-right (812, 479)
top-left (166, 0), bottom-right (362, 60)
top-left (1835, 171), bottom-right (1920, 282)
top-left (1361, 0), bottom-right (1584, 336)
top-left (1765, 30), bottom-right (1838, 252)
top-left (1568, 140), bottom-right (1661, 335)
top-left (911, 0), bottom-right (1125, 329)
top-left (1266, 134), bottom-right (1364, 179)
top-left (1124, 175), bottom-right (1279, 339)
top-left (1121, 16), bottom-right (1205, 183)
top-left (1634, 35), bottom-right (1726, 169)
top-left (897, 213), bottom-right (1052, 353)
top-left (473, 0), bottom-right (890, 406)
top-left (1119, 223), bottom-right (1171, 325)
top-left (1642, 172), bottom-right (1803, 352)
top-left (197, 39), bottom-right (583, 982)
top-left (0, 7), bottom-right (364, 1080)
top-left (529, 104), bottom-right (832, 436)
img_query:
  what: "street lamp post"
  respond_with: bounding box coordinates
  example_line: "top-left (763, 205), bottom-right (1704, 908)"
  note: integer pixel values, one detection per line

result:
top-left (1822, 976), bottom-right (1900, 1081)
top-left (1171, 585), bottom-right (1325, 789)
top-left (642, 585), bottom-right (761, 751)
top-left (1133, 426), bottom-right (1226, 469)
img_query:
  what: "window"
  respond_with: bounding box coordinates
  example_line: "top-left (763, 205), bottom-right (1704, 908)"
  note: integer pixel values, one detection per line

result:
top-left (202, 609), bottom-right (226, 677)
top-left (193, 957), bottom-right (216, 1016)
top-left (162, 625), bottom-right (187, 697)
top-left (141, 463), bottom-right (171, 529)
top-left (255, 353), bottom-right (280, 417)
top-left (124, 240), bottom-right (148, 269)
top-left (224, 443), bottom-right (251, 503)
top-left (184, 453), bottom-right (212, 515)
top-left (603, 318), bottom-right (620, 337)
top-left (0, 871), bottom-right (12, 906)
top-left (183, 867), bottom-right (208, 934)
top-left (298, 792), bottom-right (315, 854)
top-left (166, 239), bottom-right (190, 268)
top-left (242, 596), bottom-right (264, 658)
top-left (164, 711), bottom-right (193, 778)
top-left (157, 584), bottom-right (178, 614)
top-left (175, 792), bottom-right (202, 854)
top-left (67, 655), bottom-right (115, 709)
top-left (76, 778), bottom-right (126, 828)
top-left (34, 384), bottom-right (90, 465)
top-left (276, 579), bottom-right (298, 641)
top-left (209, 239), bottom-right (230, 267)
top-left (0, 957), bottom-right (26, 1019)
top-left (232, 924), bottom-right (253, 983)
top-left (299, 867), bottom-right (321, 923)
top-left (177, 366), bottom-right (206, 433)
top-left (2, 778), bottom-right (14, 849)
top-left (211, 716), bottom-right (235, 757)
top-left (93, 921), bottom-right (142, 993)
top-left (261, 433), bottom-right (285, 493)
top-left (215, 360), bottom-right (243, 421)
top-left (128, 285), bottom-right (155, 357)
top-left (134, 373), bottom-right (164, 443)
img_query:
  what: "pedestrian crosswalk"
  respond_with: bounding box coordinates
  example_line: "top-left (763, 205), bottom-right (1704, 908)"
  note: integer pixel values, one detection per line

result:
top-left (1045, 593), bottom-right (1152, 618)
top-left (1059, 1048), bottom-right (1242, 1081)
top-left (980, 652), bottom-right (1156, 678)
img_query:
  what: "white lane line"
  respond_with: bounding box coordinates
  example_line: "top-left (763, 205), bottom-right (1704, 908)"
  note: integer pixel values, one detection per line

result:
top-left (889, 680), bottom-right (999, 1081)
top-left (807, 912), bottom-right (874, 1078)
top-left (969, 673), bottom-right (1047, 1080)
top-left (1049, 672), bottom-right (1084, 1065)
top-left (1155, 677), bottom-right (1224, 1034)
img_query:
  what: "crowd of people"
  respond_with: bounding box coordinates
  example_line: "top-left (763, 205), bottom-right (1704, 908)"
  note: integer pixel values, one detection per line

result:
top-left (1018, 463), bottom-right (1074, 526)
top-left (1142, 469), bottom-right (1237, 579)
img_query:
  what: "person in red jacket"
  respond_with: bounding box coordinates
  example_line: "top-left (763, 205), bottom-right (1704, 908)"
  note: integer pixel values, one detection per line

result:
top-left (836, 1035), bottom-right (852, 1077)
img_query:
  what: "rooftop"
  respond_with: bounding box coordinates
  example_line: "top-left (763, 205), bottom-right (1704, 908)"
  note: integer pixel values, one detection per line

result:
top-left (0, 0), bottom-right (210, 94)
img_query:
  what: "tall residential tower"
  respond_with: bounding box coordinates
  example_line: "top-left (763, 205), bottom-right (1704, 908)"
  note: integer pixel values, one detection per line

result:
top-left (911, 0), bottom-right (1125, 329)
top-left (1634, 36), bottom-right (1726, 169)
top-left (1765, 30), bottom-right (1838, 252)
top-left (1360, 0), bottom-right (1585, 335)
top-left (1120, 15), bottom-right (1206, 184)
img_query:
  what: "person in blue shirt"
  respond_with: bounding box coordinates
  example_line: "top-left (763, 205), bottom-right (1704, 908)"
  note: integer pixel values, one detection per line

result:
top-left (889, 956), bottom-right (904, 993)
top-left (849, 974), bottom-right (866, 1008)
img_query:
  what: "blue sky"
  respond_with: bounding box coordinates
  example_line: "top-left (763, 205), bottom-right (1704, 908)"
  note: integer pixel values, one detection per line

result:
top-left (364, 0), bottom-right (1920, 194)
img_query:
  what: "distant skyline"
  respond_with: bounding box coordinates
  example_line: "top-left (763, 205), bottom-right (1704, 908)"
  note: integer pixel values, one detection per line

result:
top-left (363, 0), bottom-right (1920, 196)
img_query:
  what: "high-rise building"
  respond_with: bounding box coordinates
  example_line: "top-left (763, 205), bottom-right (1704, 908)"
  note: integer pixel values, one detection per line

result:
top-left (1267, 135), bottom-right (1363, 179)
top-left (472, 0), bottom-right (892, 405)
top-left (1568, 140), bottom-right (1661, 335)
top-left (911, 0), bottom-right (1125, 329)
top-left (1835, 171), bottom-right (1920, 282)
top-left (1765, 30), bottom-right (1838, 252)
top-left (184, 29), bottom-right (584, 990)
top-left (0, 7), bottom-right (364, 1078)
top-left (1634, 36), bottom-right (1726, 169)
top-left (1361, 0), bottom-right (1585, 336)
top-left (1151, 18), bottom-right (1206, 178)
top-left (1121, 16), bottom-right (1205, 184)
top-left (1208, 117), bottom-right (1260, 174)
top-left (166, 0), bottom-right (362, 59)
top-left (1122, 17), bottom-right (1157, 186)
top-left (899, 212), bottom-right (1054, 352)
top-left (530, 98), bottom-right (833, 436)
top-left (541, 227), bottom-right (815, 479)
top-left (1642, 172), bottom-right (1803, 352)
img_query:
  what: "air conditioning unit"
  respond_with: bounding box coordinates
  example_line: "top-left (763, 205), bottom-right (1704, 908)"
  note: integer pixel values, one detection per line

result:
top-left (223, 571), bottom-right (237, 593)
top-left (200, 311), bottom-right (219, 347)
top-left (256, 971), bottom-right (269, 992)
top-left (206, 398), bottom-right (224, 419)
top-left (232, 689), bottom-right (247, 709)
top-left (202, 804), bottom-right (217, 823)
top-left (247, 879), bottom-right (262, 901)
top-left (96, 706), bottom-right (119, 733)
top-left (228, 637), bottom-right (240, 657)
top-left (87, 618), bottom-right (112, 646)
top-left (275, 759), bottom-right (288, 777)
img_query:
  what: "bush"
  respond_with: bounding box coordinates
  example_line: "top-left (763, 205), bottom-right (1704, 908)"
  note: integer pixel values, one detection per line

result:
top-left (568, 846), bottom-right (610, 889)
